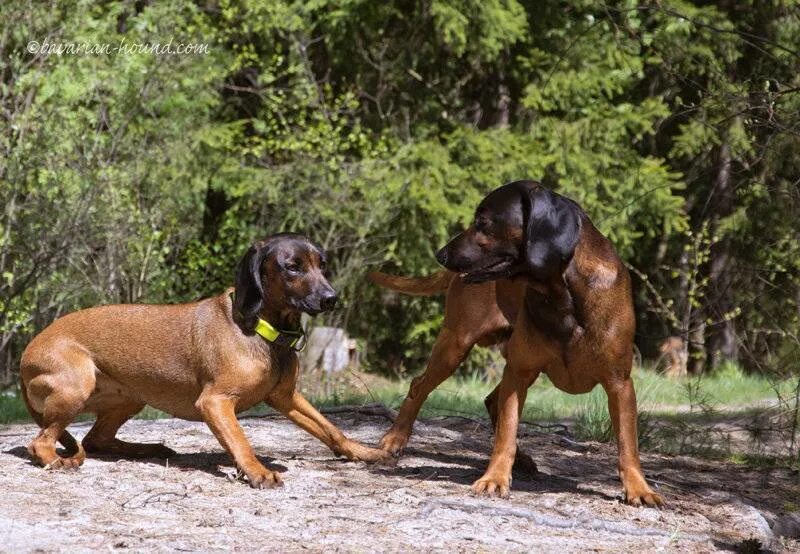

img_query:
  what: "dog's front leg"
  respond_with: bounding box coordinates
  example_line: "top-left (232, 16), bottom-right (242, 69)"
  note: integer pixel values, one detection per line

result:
top-left (196, 392), bottom-right (282, 488)
top-left (472, 367), bottom-right (529, 498)
top-left (268, 391), bottom-right (391, 464)
top-left (602, 377), bottom-right (664, 507)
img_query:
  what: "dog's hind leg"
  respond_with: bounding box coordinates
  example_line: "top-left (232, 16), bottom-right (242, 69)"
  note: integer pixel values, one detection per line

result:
top-left (82, 394), bottom-right (175, 459)
top-left (379, 327), bottom-right (474, 455)
top-left (22, 346), bottom-right (95, 469)
top-left (378, 278), bottom-right (513, 457)
top-left (484, 378), bottom-right (539, 475)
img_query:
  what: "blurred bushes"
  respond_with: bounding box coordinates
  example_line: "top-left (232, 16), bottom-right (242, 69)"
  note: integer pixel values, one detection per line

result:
top-left (1, 1), bottom-right (798, 381)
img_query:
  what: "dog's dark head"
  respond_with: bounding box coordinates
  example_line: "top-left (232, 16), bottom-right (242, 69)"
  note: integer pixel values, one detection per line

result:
top-left (233, 233), bottom-right (337, 333)
top-left (435, 180), bottom-right (582, 283)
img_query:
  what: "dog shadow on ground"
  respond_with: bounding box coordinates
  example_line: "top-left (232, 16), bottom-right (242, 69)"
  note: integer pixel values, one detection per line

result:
top-left (349, 413), bottom-right (800, 515)
top-left (3, 445), bottom-right (288, 479)
top-left (370, 439), bottom-right (620, 503)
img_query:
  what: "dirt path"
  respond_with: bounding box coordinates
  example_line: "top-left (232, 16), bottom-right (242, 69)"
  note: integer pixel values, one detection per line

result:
top-left (1, 411), bottom-right (796, 552)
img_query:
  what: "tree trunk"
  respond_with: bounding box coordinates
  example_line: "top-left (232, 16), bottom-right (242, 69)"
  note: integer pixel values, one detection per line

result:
top-left (202, 185), bottom-right (230, 242)
top-left (706, 141), bottom-right (738, 369)
top-left (677, 239), bottom-right (706, 374)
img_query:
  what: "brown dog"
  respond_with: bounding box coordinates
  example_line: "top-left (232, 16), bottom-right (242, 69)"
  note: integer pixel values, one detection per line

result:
top-left (20, 232), bottom-right (388, 487)
top-left (371, 180), bottom-right (663, 506)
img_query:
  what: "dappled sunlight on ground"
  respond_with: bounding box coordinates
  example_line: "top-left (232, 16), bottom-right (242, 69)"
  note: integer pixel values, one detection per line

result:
top-left (2, 411), bottom-right (797, 551)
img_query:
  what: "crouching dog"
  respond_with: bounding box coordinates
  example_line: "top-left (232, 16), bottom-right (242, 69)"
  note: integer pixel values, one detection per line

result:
top-left (20, 232), bottom-right (389, 488)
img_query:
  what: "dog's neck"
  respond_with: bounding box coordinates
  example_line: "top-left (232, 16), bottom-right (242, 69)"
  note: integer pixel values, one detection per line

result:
top-left (522, 272), bottom-right (582, 344)
top-left (259, 304), bottom-right (302, 332)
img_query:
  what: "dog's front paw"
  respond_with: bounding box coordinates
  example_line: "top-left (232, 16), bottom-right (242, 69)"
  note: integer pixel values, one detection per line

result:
top-left (378, 429), bottom-right (410, 457)
top-left (344, 441), bottom-right (396, 466)
top-left (621, 472), bottom-right (664, 507)
top-left (471, 472), bottom-right (511, 498)
top-left (623, 486), bottom-right (664, 507)
top-left (245, 465), bottom-right (283, 489)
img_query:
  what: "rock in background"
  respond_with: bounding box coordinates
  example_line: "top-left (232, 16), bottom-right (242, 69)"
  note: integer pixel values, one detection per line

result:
top-left (300, 326), bottom-right (359, 374)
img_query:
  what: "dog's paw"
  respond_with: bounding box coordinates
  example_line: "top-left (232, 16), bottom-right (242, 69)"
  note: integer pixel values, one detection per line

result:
top-left (620, 472), bottom-right (664, 507)
top-left (245, 466), bottom-right (283, 489)
top-left (43, 455), bottom-right (83, 471)
top-left (624, 487), bottom-right (664, 508)
top-left (365, 447), bottom-right (397, 467)
top-left (345, 441), bottom-right (397, 466)
top-left (471, 473), bottom-right (511, 498)
top-left (378, 430), bottom-right (409, 458)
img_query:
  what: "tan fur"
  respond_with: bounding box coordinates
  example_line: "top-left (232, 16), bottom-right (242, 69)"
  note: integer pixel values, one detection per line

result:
top-left (20, 288), bottom-right (389, 486)
top-left (375, 218), bottom-right (663, 507)
top-left (367, 270), bottom-right (454, 296)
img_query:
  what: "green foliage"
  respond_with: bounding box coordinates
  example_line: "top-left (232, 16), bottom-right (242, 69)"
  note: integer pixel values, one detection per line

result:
top-left (573, 393), bottom-right (614, 443)
top-left (0, 389), bottom-right (31, 424)
top-left (0, 0), bottom-right (798, 383)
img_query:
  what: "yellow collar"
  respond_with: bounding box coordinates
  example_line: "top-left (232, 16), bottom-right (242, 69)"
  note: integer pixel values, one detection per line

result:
top-left (230, 292), bottom-right (306, 350)
top-left (253, 317), bottom-right (306, 350)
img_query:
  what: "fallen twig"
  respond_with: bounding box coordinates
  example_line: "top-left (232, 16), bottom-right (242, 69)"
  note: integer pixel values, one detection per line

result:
top-left (240, 403), bottom-right (397, 422)
top-left (318, 403), bottom-right (398, 421)
top-left (121, 486), bottom-right (189, 509)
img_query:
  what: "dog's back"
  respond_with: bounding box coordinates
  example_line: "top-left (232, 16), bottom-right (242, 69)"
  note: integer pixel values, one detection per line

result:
top-left (21, 298), bottom-right (217, 421)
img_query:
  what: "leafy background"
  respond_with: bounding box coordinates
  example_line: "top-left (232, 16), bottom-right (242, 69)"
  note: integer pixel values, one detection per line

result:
top-left (1, 0), bottom-right (798, 382)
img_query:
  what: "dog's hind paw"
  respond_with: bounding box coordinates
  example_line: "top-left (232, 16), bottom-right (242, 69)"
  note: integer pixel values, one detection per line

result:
top-left (42, 455), bottom-right (84, 471)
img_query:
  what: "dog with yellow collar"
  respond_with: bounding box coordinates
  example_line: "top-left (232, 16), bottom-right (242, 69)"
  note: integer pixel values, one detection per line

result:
top-left (20, 232), bottom-right (390, 487)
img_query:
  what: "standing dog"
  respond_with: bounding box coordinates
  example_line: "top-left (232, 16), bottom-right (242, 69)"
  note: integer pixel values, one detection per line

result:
top-left (371, 181), bottom-right (663, 506)
top-left (21, 232), bottom-right (388, 487)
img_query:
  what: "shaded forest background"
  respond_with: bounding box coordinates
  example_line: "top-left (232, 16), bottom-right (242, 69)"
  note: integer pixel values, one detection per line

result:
top-left (1, 0), bottom-right (799, 385)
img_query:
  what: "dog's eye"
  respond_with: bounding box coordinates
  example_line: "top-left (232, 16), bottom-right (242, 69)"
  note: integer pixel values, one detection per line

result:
top-left (475, 216), bottom-right (491, 231)
top-left (320, 261), bottom-right (331, 278)
top-left (285, 261), bottom-right (303, 274)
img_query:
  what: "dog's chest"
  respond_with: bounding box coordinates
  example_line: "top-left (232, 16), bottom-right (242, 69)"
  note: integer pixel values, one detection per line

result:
top-left (233, 349), bottom-right (297, 412)
top-left (524, 281), bottom-right (581, 344)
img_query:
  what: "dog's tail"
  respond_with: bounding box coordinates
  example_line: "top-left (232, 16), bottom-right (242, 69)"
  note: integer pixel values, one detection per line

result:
top-left (20, 380), bottom-right (81, 453)
top-left (368, 270), bottom-right (453, 296)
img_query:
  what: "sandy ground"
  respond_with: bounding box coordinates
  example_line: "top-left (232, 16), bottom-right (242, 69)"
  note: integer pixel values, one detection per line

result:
top-left (1, 410), bottom-right (798, 553)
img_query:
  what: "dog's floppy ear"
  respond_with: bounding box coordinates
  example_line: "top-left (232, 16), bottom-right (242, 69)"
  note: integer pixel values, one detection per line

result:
top-left (520, 186), bottom-right (582, 280)
top-left (233, 242), bottom-right (269, 334)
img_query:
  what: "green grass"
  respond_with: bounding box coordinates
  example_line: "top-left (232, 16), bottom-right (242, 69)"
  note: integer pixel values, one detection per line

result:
top-left (5, 365), bottom-right (795, 466)
top-left (0, 389), bottom-right (170, 424)
top-left (0, 390), bottom-right (33, 424)
top-left (0, 364), bottom-right (792, 426)
top-left (309, 363), bottom-right (791, 422)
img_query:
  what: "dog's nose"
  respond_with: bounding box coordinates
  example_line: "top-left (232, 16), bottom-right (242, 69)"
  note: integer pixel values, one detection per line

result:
top-left (320, 291), bottom-right (338, 311)
top-left (435, 247), bottom-right (448, 266)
